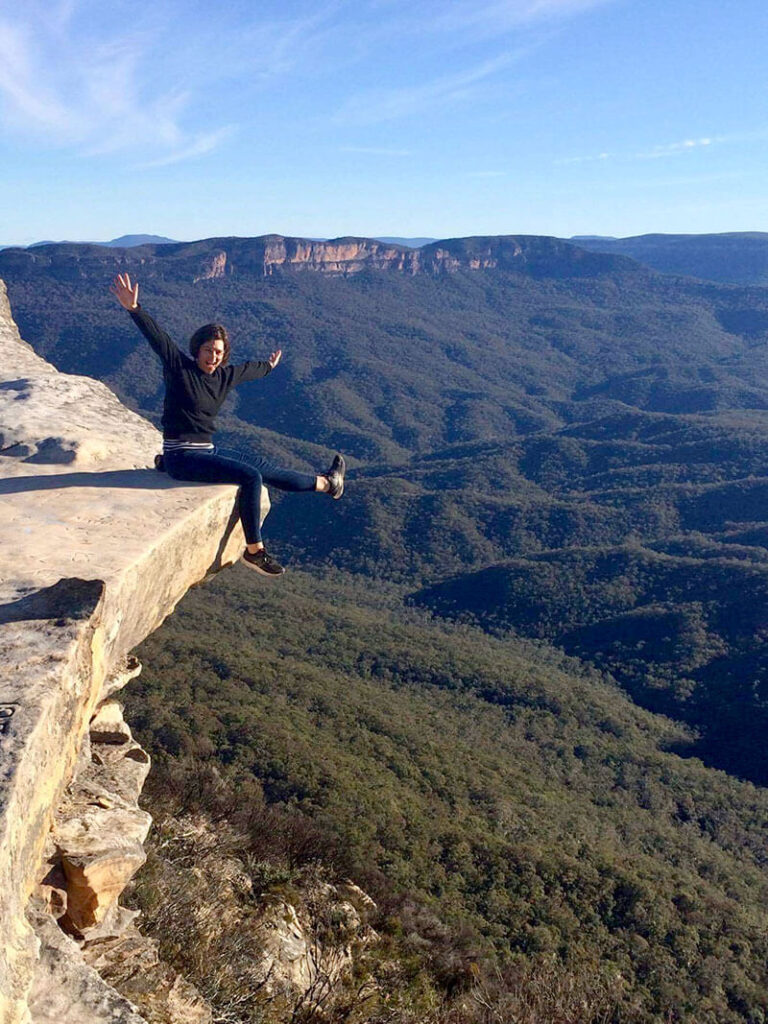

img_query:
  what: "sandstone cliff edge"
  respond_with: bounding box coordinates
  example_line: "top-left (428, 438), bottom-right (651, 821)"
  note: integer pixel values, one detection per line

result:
top-left (0, 280), bottom-right (267, 1024)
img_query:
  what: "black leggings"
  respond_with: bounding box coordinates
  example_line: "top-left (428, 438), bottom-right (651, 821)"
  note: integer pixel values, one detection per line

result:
top-left (164, 445), bottom-right (316, 545)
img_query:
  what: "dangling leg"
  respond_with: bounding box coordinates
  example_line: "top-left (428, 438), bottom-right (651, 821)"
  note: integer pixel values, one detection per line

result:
top-left (165, 447), bottom-right (346, 576)
top-left (163, 448), bottom-right (285, 576)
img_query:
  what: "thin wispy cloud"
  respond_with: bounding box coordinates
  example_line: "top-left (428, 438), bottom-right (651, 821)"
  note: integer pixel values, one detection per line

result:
top-left (363, 0), bottom-right (613, 47)
top-left (556, 151), bottom-right (614, 165)
top-left (0, 20), bottom-right (79, 135)
top-left (423, 0), bottom-right (613, 37)
top-left (328, 0), bottom-right (610, 132)
top-left (333, 53), bottom-right (517, 126)
top-left (0, 0), bottom-right (341, 165)
top-left (557, 130), bottom-right (766, 166)
top-left (636, 136), bottom-right (721, 159)
top-left (0, 0), bottom-right (615, 162)
top-left (0, 4), bottom-right (233, 164)
top-left (187, 2), bottom-right (347, 83)
top-left (139, 127), bottom-right (238, 169)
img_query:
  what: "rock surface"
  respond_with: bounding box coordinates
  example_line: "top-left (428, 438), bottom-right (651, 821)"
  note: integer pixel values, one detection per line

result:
top-left (128, 812), bottom-right (376, 1020)
top-left (88, 702), bottom-right (132, 745)
top-left (255, 884), bottom-right (376, 1013)
top-left (52, 701), bottom-right (151, 939)
top-left (26, 910), bottom-right (147, 1024)
top-left (0, 275), bottom-right (371, 1023)
top-left (0, 281), bottom-right (159, 468)
top-left (0, 279), bottom-right (268, 1024)
top-left (81, 928), bottom-right (212, 1024)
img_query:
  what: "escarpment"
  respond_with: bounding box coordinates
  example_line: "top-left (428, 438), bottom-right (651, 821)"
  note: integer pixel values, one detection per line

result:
top-left (0, 279), bottom-right (268, 1024)
top-left (0, 232), bottom-right (634, 286)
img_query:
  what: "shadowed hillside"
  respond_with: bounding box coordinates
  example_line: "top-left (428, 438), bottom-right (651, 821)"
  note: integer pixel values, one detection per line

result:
top-left (571, 232), bottom-right (768, 286)
top-left (411, 542), bottom-right (768, 780)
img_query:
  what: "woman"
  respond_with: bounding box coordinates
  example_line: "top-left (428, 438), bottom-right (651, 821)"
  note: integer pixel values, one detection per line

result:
top-left (111, 273), bottom-right (344, 577)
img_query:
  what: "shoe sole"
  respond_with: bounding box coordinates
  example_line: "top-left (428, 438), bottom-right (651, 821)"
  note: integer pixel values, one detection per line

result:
top-left (241, 554), bottom-right (286, 576)
top-left (329, 455), bottom-right (345, 499)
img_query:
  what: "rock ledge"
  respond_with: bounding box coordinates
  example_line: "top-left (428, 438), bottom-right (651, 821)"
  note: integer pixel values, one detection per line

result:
top-left (0, 280), bottom-right (267, 1024)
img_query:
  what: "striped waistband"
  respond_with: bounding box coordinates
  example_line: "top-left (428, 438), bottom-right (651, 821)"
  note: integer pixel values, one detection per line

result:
top-left (162, 440), bottom-right (215, 453)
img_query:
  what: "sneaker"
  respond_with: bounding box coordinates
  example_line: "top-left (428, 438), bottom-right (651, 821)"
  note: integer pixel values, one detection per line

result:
top-left (326, 454), bottom-right (346, 499)
top-left (242, 549), bottom-right (286, 576)
top-left (154, 453), bottom-right (166, 473)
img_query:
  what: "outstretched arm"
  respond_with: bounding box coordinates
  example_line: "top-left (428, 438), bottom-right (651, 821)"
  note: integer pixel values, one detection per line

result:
top-left (229, 347), bottom-right (283, 386)
top-left (111, 274), bottom-right (182, 368)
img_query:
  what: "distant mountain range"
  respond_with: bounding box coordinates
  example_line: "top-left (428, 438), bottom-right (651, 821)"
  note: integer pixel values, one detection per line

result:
top-left (566, 231), bottom-right (768, 285)
top-left (0, 234), bottom-right (437, 251)
top-left (373, 236), bottom-right (437, 247)
top-left (7, 231), bottom-right (768, 287)
top-left (0, 234), bottom-right (178, 250)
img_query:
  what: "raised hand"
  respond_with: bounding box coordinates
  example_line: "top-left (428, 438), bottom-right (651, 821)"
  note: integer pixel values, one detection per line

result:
top-left (268, 349), bottom-right (282, 368)
top-left (110, 273), bottom-right (139, 310)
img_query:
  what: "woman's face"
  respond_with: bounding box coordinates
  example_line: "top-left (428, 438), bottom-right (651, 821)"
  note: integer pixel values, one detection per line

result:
top-left (196, 339), bottom-right (225, 374)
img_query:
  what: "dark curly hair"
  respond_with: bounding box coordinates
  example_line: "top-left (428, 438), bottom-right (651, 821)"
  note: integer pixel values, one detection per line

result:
top-left (189, 323), bottom-right (230, 366)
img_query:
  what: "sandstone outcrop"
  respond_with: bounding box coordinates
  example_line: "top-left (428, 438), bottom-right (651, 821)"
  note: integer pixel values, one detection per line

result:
top-left (0, 276), bottom-right (375, 1023)
top-left (192, 250), bottom-right (227, 283)
top-left (28, 696), bottom-right (213, 1024)
top-left (0, 279), bottom-right (268, 1024)
top-left (53, 700), bottom-right (152, 939)
top-left (130, 811), bottom-right (376, 1019)
top-left (256, 886), bottom-right (375, 1006)
top-left (81, 927), bottom-right (212, 1024)
top-left (258, 235), bottom-right (422, 275)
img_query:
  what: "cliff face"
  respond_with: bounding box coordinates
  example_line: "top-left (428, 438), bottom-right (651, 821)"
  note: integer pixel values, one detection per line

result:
top-left (0, 233), bottom-right (633, 286)
top-left (0, 281), bottom-right (267, 1024)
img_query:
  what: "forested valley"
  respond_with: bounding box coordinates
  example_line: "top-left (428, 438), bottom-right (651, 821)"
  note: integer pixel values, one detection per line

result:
top-left (4, 234), bottom-right (768, 1021)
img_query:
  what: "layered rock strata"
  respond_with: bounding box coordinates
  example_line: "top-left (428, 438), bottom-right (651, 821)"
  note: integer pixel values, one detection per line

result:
top-left (27, 686), bottom-right (212, 1024)
top-left (0, 280), bottom-right (268, 1024)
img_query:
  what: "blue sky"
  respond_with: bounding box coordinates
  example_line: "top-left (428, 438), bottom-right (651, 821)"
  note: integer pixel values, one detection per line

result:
top-left (1, 0), bottom-right (767, 244)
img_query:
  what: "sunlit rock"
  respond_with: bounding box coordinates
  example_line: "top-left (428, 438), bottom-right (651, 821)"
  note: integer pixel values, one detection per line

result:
top-left (0, 278), bottom-right (268, 1024)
